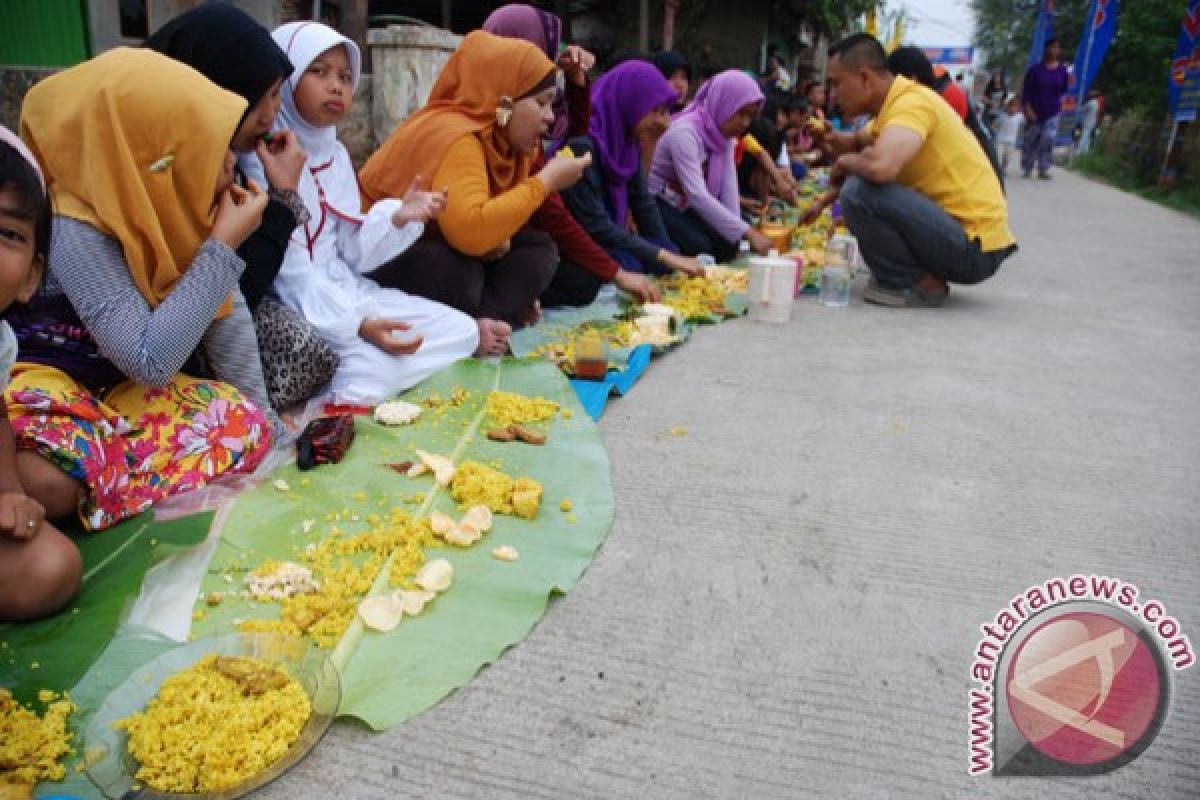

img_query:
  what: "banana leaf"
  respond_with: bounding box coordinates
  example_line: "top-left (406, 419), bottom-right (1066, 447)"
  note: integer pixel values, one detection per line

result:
top-left (0, 511), bottom-right (212, 706)
top-left (191, 358), bottom-right (614, 730)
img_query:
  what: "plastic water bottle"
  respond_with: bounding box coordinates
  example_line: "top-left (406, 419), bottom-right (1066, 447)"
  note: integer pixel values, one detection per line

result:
top-left (819, 266), bottom-right (850, 307)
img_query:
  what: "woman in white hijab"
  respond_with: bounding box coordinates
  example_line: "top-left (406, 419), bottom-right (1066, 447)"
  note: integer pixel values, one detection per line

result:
top-left (240, 21), bottom-right (482, 404)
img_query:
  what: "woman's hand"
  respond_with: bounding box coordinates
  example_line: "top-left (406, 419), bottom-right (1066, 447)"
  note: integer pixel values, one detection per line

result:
top-left (481, 239), bottom-right (512, 262)
top-left (613, 268), bottom-right (662, 303)
top-left (536, 151), bottom-right (593, 193)
top-left (658, 250), bottom-right (705, 276)
top-left (746, 228), bottom-right (773, 255)
top-left (557, 45), bottom-right (595, 87)
top-left (392, 176), bottom-right (448, 226)
top-left (359, 318), bottom-right (424, 356)
top-left (770, 167), bottom-right (798, 202)
top-left (0, 492), bottom-right (45, 540)
top-left (212, 179), bottom-right (268, 250)
top-left (255, 130), bottom-right (307, 192)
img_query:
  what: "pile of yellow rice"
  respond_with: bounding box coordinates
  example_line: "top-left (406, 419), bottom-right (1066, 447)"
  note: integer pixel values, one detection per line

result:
top-left (0, 688), bottom-right (75, 792)
top-left (115, 655), bottom-right (310, 793)
top-left (656, 274), bottom-right (728, 319)
top-left (238, 508), bottom-right (437, 647)
top-left (450, 461), bottom-right (542, 519)
top-left (485, 391), bottom-right (559, 428)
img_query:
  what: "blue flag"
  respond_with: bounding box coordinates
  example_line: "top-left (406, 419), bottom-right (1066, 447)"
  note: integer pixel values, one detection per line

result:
top-left (1167, 0), bottom-right (1200, 122)
top-left (1029, 0), bottom-right (1055, 66)
top-left (1072, 0), bottom-right (1118, 105)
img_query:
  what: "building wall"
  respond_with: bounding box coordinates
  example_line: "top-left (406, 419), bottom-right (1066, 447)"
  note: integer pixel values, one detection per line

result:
top-left (86, 0), bottom-right (285, 54)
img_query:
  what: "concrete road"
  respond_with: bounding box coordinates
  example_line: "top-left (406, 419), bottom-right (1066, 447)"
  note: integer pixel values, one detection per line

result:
top-left (258, 169), bottom-right (1200, 799)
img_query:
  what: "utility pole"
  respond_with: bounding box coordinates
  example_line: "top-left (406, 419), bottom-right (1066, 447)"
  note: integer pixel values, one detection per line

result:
top-left (663, 0), bottom-right (681, 51)
top-left (639, 0), bottom-right (650, 52)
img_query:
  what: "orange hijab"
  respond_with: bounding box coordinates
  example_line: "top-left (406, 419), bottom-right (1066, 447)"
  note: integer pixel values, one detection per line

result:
top-left (359, 30), bottom-right (555, 205)
top-left (20, 48), bottom-right (246, 317)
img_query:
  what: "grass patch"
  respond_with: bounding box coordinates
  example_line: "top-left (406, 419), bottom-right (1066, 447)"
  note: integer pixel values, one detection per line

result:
top-left (1072, 151), bottom-right (1200, 218)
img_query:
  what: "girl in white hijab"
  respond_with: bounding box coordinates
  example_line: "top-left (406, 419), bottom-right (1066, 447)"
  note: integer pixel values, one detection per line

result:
top-left (240, 21), bottom-right (480, 404)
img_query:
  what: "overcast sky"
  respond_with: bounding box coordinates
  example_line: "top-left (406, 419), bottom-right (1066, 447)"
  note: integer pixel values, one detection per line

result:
top-left (886, 0), bottom-right (977, 48)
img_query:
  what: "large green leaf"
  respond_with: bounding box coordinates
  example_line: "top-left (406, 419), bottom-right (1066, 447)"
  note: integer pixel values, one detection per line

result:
top-left (191, 358), bottom-right (615, 730)
top-left (0, 511), bottom-right (212, 705)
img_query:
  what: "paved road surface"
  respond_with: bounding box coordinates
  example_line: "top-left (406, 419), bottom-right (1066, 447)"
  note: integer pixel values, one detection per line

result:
top-left (258, 169), bottom-right (1200, 799)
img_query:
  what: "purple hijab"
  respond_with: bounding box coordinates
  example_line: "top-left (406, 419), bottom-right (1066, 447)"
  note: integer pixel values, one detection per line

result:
top-left (588, 60), bottom-right (678, 226)
top-left (483, 3), bottom-right (569, 142)
top-left (673, 69), bottom-right (764, 199)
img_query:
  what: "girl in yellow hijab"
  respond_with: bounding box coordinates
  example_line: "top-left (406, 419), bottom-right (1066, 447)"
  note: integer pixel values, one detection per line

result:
top-left (6, 48), bottom-right (275, 530)
top-left (360, 31), bottom-right (592, 351)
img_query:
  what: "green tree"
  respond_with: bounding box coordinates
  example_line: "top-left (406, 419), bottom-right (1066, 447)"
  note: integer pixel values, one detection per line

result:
top-left (970, 0), bottom-right (1191, 115)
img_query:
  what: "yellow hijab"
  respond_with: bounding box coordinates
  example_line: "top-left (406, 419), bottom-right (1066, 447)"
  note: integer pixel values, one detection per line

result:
top-left (359, 31), bottom-right (555, 205)
top-left (20, 48), bottom-right (247, 317)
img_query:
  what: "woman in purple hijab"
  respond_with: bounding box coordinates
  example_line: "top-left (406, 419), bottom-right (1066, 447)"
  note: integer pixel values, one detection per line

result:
top-left (648, 69), bottom-right (773, 261)
top-left (549, 61), bottom-right (703, 307)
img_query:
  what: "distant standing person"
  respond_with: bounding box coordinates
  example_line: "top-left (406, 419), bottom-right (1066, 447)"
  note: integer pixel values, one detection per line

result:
top-left (1078, 90), bottom-right (1100, 154)
top-left (993, 95), bottom-right (1023, 175)
top-left (1020, 37), bottom-right (1069, 179)
top-left (982, 71), bottom-right (1006, 127)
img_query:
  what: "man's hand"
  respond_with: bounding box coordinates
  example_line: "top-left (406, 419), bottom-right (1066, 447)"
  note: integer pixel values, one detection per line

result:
top-left (811, 125), bottom-right (862, 158)
top-left (255, 130), bottom-right (307, 192)
top-left (0, 492), bottom-right (45, 540)
top-left (799, 189), bottom-right (837, 225)
top-left (359, 319), bottom-right (424, 356)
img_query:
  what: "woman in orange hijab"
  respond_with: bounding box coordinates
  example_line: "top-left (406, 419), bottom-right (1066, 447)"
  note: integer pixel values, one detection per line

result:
top-left (360, 31), bottom-right (591, 350)
top-left (7, 48), bottom-right (274, 531)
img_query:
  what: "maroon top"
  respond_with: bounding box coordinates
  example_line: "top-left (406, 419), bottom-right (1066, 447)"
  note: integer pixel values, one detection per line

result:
top-left (530, 79), bottom-right (620, 281)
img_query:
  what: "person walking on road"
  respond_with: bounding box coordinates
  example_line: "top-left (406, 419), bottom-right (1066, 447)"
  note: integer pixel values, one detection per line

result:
top-left (1020, 37), bottom-right (1069, 179)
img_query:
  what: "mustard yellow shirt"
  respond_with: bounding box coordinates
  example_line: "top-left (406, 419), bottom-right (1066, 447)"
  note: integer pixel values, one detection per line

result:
top-left (868, 76), bottom-right (1015, 252)
top-left (433, 134), bottom-right (548, 258)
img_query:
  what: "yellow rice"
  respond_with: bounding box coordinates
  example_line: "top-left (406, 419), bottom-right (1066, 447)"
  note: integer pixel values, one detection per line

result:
top-left (115, 655), bottom-right (310, 793)
top-left (0, 688), bottom-right (75, 789)
top-left (485, 391), bottom-right (559, 428)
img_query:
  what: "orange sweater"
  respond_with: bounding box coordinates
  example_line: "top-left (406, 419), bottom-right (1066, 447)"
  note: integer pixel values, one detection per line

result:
top-left (433, 135), bottom-right (547, 257)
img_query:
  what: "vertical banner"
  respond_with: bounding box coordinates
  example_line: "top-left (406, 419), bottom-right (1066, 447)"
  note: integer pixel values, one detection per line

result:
top-left (1168, 0), bottom-right (1200, 122)
top-left (1073, 0), bottom-right (1118, 105)
top-left (1029, 0), bottom-right (1055, 67)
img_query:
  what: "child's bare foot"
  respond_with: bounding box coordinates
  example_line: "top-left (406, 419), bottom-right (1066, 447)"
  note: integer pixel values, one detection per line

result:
top-left (474, 318), bottom-right (512, 357)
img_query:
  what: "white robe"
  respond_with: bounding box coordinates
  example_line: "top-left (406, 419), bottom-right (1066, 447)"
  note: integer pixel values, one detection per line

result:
top-left (270, 165), bottom-right (478, 404)
top-left (242, 21), bottom-right (478, 405)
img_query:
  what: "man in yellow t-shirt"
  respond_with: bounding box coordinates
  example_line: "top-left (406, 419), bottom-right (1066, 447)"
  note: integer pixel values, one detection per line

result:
top-left (812, 34), bottom-right (1017, 307)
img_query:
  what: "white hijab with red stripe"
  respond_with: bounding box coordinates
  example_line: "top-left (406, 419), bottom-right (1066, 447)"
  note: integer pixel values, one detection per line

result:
top-left (241, 21), bottom-right (363, 231)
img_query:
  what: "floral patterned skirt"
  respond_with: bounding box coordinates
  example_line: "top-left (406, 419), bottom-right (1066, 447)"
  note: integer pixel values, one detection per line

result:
top-left (4, 363), bottom-right (271, 531)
